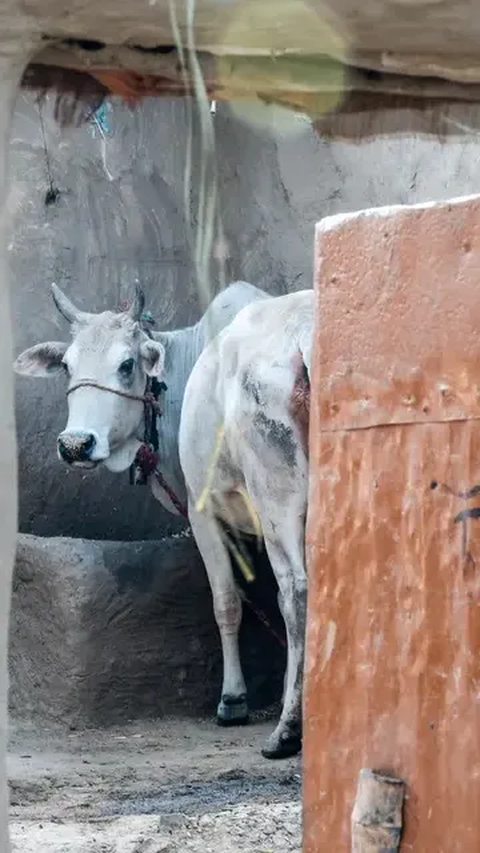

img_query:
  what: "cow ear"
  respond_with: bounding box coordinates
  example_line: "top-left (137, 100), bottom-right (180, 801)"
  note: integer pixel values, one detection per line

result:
top-left (139, 339), bottom-right (165, 377)
top-left (13, 342), bottom-right (68, 377)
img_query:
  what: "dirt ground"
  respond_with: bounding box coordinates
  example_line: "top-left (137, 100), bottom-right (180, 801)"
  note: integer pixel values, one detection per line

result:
top-left (8, 716), bottom-right (302, 852)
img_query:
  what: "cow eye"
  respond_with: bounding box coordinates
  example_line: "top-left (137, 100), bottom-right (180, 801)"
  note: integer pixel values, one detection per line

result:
top-left (119, 358), bottom-right (135, 377)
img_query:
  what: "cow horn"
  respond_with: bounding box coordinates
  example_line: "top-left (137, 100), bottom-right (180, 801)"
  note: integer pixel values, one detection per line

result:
top-left (51, 283), bottom-right (85, 324)
top-left (129, 284), bottom-right (145, 322)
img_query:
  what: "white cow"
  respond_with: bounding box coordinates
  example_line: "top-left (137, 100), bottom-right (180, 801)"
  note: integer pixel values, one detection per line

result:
top-left (180, 289), bottom-right (313, 758)
top-left (14, 282), bottom-right (313, 759)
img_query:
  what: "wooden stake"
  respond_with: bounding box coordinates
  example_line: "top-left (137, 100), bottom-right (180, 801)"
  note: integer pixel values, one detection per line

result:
top-left (351, 769), bottom-right (405, 852)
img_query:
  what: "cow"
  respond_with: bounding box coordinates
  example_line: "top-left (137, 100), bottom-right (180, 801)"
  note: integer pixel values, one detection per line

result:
top-left (179, 289), bottom-right (313, 759)
top-left (14, 282), bottom-right (313, 759)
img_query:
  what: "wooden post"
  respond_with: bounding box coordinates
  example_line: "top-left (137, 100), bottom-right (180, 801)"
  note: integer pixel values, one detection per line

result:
top-left (303, 194), bottom-right (480, 851)
top-left (0, 50), bottom-right (31, 853)
top-left (351, 769), bottom-right (404, 852)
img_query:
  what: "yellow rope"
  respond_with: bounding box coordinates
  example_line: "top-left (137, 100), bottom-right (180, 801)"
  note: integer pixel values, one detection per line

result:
top-left (195, 422), bottom-right (225, 513)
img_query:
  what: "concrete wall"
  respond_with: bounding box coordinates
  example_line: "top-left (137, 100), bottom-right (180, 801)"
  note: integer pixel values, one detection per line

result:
top-left (10, 92), bottom-right (480, 539)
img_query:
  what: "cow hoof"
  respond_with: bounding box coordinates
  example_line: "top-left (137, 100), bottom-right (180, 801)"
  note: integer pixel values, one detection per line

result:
top-left (261, 725), bottom-right (302, 760)
top-left (217, 694), bottom-right (249, 727)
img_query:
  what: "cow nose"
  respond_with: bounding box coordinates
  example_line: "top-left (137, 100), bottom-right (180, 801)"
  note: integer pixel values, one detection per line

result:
top-left (57, 432), bottom-right (96, 464)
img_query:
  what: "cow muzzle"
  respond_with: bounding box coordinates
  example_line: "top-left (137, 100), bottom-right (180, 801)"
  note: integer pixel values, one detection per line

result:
top-left (57, 430), bottom-right (99, 467)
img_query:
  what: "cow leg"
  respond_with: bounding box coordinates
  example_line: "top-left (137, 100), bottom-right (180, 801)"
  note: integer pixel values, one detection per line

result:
top-left (188, 505), bottom-right (249, 726)
top-left (243, 484), bottom-right (307, 759)
top-left (277, 590), bottom-right (287, 704)
top-left (261, 530), bottom-right (307, 759)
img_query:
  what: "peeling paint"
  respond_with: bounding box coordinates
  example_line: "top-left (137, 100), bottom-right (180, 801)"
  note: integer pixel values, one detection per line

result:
top-left (321, 620), bottom-right (336, 671)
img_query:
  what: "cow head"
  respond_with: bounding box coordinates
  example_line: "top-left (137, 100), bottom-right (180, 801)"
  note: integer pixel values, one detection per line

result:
top-left (14, 285), bottom-right (165, 472)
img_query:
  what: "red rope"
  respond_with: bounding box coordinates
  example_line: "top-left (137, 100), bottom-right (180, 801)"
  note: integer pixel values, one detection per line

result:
top-left (153, 467), bottom-right (189, 519)
top-left (237, 587), bottom-right (287, 649)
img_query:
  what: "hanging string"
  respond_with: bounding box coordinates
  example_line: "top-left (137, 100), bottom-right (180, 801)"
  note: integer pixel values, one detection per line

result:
top-left (37, 99), bottom-right (60, 206)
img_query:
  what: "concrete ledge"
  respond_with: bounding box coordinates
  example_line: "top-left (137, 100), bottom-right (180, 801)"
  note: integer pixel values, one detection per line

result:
top-left (9, 533), bottom-right (284, 727)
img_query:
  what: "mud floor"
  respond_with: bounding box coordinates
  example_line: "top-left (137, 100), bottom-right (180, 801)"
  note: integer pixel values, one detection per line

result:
top-left (8, 716), bottom-right (302, 852)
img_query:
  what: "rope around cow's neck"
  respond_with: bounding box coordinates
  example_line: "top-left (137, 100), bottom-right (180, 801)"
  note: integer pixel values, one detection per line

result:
top-left (66, 380), bottom-right (191, 520)
top-left (67, 379), bottom-right (162, 410)
top-left (66, 376), bottom-right (165, 486)
top-left (66, 375), bottom-right (191, 517)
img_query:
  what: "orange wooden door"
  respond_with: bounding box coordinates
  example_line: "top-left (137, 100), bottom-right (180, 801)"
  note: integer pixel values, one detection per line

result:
top-left (304, 195), bottom-right (480, 852)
